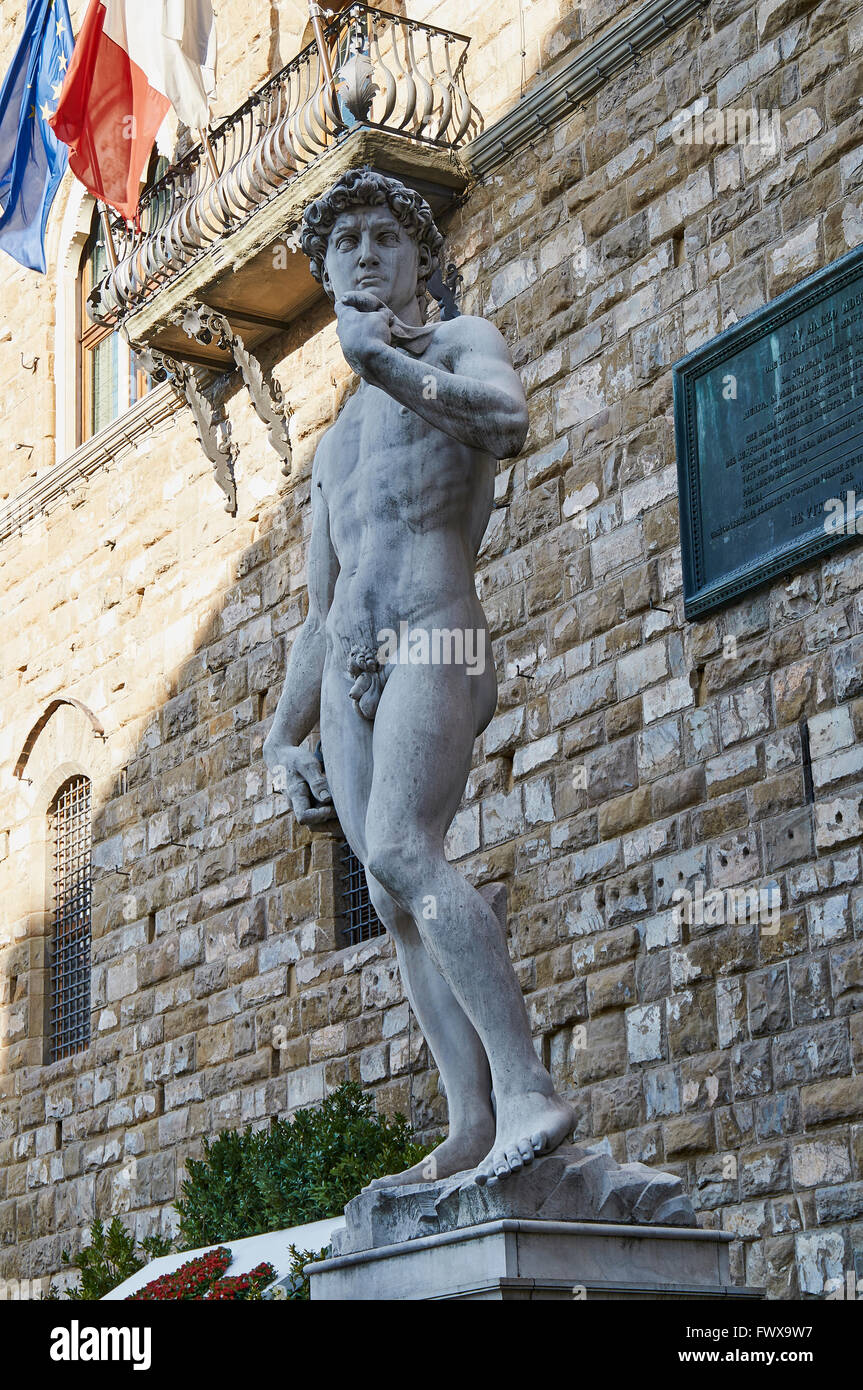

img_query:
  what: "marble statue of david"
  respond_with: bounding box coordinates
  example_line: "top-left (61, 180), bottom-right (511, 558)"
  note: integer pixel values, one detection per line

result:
top-left (263, 168), bottom-right (575, 1186)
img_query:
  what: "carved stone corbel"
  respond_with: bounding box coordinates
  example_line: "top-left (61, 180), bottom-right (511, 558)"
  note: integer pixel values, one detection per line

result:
top-left (177, 302), bottom-right (293, 476)
top-left (136, 347), bottom-right (239, 515)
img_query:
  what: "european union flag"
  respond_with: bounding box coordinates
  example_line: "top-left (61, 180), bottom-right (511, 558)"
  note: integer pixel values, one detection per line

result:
top-left (0, 0), bottom-right (74, 272)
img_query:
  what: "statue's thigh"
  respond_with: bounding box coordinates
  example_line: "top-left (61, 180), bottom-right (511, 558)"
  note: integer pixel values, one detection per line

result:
top-left (368, 662), bottom-right (476, 842)
top-left (320, 662), bottom-right (374, 861)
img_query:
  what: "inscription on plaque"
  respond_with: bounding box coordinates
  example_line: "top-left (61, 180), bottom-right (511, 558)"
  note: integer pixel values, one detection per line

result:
top-left (674, 243), bottom-right (863, 619)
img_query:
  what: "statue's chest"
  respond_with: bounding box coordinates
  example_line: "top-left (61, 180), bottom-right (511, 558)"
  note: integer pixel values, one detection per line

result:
top-left (327, 385), bottom-right (434, 481)
top-left (325, 383), bottom-right (464, 538)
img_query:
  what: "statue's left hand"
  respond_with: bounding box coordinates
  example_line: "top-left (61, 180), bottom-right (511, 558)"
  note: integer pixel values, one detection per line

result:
top-left (335, 291), bottom-right (392, 375)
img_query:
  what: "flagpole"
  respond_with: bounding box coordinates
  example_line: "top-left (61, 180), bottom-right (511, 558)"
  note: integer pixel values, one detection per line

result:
top-left (98, 202), bottom-right (118, 269)
top-left (308, 2), bottom-right (336, 96)
top-left (198, 127), bottom-right (219, 182)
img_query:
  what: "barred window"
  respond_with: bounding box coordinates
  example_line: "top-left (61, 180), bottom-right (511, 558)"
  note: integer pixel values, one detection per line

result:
top-left (338, 839), bottom-right (384, 948)
top-left (49, 776), bottom-right (92, 1062)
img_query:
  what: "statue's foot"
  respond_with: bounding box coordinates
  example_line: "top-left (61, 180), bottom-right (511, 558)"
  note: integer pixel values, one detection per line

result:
top-left (473, 1091), bottom-right (575, 1186)
top-left (362, 1126), bottom-right (495, 1192)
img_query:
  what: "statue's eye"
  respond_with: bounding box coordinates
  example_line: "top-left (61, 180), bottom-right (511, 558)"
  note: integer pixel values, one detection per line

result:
top-left (336, 235), bottom-right (357, 250)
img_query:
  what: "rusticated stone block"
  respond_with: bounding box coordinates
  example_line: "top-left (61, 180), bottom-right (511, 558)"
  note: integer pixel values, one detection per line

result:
top-left (663, 1114), bottom-right (714, 1157)
top-left (801, 1076), bottom-right (863, 1127)
top-left (772, 1021), bottom-right (850, 1087)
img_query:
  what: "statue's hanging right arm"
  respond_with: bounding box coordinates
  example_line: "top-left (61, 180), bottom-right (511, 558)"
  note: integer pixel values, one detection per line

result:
top-left (262, 445), bottom-right (339, 824)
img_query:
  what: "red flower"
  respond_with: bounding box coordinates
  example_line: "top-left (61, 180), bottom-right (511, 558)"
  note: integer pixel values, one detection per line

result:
top-left (127, 1249), bottom-right (276, 1301)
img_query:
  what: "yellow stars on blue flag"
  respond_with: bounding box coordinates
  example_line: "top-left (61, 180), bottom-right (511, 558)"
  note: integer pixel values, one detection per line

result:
top-left (0, 0), bottom-right (75, 270)
top-left (33, 0), bottom-right (73, 131)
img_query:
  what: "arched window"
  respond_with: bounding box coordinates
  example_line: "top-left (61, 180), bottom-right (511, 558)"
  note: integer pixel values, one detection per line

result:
top-left (77, 207), bottom-right (151, 444)
top-left (48, 775), bottom-right (92, 1061)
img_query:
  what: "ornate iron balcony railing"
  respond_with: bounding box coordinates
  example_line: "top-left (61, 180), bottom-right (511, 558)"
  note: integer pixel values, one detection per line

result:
top-left (93, 4), bottom-right (480, 324)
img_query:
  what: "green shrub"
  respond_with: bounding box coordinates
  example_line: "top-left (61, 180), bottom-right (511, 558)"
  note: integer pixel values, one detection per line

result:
top-left (59, 1217), bottom-right (173, 1301)
top-left (264, 1245), bottom-right (331, 1301)
top-left (176, 1081), bottom-right (433, 1247)
top-left (46, 1084), bottom-right (432, 1300)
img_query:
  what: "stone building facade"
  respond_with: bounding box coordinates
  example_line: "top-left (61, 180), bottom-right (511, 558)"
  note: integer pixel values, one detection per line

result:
top-left (1, 0), bottom-right (863, 1299)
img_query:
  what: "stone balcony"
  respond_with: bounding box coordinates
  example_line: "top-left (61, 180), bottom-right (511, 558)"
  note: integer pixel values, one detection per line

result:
top-left (91, 3), bottom-right (482, 374)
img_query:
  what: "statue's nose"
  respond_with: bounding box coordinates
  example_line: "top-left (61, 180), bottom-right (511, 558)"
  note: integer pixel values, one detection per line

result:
top-left (357, 235), bottom-right (379, 266)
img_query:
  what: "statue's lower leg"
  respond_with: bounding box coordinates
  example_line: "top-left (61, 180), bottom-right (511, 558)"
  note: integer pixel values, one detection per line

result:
top-left (361, 873), bottom-right (495, 1189)
top-left (368, 845), bottom-right (575, 1187)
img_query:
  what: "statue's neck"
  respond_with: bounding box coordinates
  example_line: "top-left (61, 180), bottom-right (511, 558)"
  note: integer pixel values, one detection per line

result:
top-left (386, 295), bottom-right (424, 327)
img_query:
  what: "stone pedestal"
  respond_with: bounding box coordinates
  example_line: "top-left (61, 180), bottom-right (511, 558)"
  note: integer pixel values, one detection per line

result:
top-left (307, 1218), bottom-right (761, 1301)
top-left (307, 1146), bottom-right (763, 1301)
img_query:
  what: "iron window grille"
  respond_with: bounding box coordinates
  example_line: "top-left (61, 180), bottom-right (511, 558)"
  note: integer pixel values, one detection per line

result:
top-left (49, 776), bottom-right (92, 1062)
top-left (338, 838), bottom-right (384, 948)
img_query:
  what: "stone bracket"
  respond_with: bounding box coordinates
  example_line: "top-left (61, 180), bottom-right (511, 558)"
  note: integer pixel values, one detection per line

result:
top-left (177, 302), bottom-right (293, 476)
top-left (136, 346), bottom-right (239, 515)
top-left (428, 262), bottom-right (463, 321)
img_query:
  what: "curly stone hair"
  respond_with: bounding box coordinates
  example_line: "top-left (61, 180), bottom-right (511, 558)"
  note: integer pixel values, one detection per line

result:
top-left (300, 167), bottom-right (444, 304)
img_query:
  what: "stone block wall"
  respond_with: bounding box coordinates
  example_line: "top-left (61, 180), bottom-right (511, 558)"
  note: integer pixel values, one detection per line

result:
top-left (440, 0), bottom-right (863, 1297)
top-left (1, 0), bottom-right (862, 1299)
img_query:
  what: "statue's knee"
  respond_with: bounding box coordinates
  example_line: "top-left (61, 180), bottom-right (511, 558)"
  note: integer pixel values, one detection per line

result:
top-left (366, 841), bottom-right (420, 904)
top-left (364, 871), bottom-right (398, 925)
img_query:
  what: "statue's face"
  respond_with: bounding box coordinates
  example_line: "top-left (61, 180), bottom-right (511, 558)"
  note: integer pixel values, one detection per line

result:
top-left (322, 204), bottom-right (430, 315)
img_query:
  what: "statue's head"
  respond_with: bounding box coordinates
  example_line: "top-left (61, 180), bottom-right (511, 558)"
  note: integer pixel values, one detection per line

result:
top-left (300, 167), bottom-right (444, 318)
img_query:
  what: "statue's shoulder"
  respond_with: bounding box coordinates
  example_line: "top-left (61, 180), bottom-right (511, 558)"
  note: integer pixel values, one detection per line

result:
top-left (311, 420), bottom-right (339, 490)
top-left (434, 313), bottom-right (512, 360)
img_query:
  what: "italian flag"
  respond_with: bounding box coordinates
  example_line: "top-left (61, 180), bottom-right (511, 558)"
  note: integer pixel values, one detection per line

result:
top-left (50, 0), bottom-right (216, 220)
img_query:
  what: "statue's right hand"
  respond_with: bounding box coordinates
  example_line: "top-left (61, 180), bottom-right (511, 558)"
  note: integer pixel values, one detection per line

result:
top-left (334, 292), bottom-right (392, 376)
top-left (262, 739), bottom-right (334, 826)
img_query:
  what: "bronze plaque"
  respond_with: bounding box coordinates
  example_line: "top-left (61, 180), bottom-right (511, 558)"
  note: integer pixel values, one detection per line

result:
top-left (674, 244), bottom-right (863, 619)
